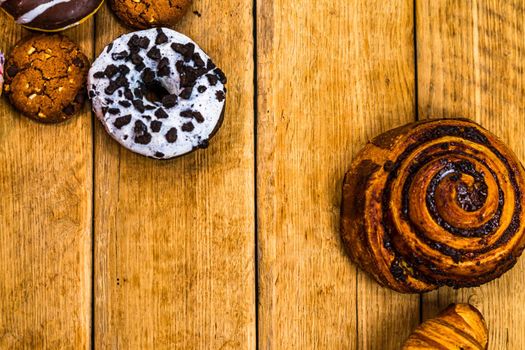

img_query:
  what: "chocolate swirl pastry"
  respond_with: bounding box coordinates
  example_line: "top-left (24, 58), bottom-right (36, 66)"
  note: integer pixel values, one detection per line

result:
top-left (403, 304), bottom-right (488, 350)
top-left (1, 0), bottom-right (105, 32)
top-left (341, 118), bottom-right (525, 293)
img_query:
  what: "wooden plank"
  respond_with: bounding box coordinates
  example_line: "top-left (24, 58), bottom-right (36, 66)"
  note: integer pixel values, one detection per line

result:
top-left (93, 2), bottom-right (255, 349)
top-left (417, 0), bottom-right (525, 348)
top-left (0, 13), bottom-right (94, 350)
top-left (256, 1), bottom-right (418, 348)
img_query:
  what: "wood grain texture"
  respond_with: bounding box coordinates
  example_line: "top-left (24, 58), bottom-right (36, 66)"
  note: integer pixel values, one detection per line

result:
top-left (257, 1), bottom-right (418, 349)
top-left (93, 2), bottom-right (256, 349)
top-left (0, 13), bottom-right (94, 350)
top-left (417, 0), bottom-right (525, 348)
top-left (3, 1), bottom-right (525, 348)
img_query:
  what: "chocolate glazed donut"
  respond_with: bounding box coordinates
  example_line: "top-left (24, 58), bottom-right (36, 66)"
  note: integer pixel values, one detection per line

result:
top-left (1, 0), bottom-right (105, 31)
top-left (403, 304), bottom-right (488, 349)
top-left (341, 118), bottom-right (525, 293)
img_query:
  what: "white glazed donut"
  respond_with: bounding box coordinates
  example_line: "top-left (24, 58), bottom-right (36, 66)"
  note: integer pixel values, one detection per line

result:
top-left (88, 28), bottom-right (227, 160)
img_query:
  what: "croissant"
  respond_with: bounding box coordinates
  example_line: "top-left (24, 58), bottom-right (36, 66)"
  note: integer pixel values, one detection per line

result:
top-left (402, 303), bottom-right (488, 350)
top-left (340, 118), bottom-right (525, 293)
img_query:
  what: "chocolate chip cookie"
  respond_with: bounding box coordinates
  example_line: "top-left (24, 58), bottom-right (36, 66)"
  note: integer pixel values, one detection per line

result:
top-left (4, 35), bottom-right (90, 123)
top-left (109, 0), bottom-right (192, 29)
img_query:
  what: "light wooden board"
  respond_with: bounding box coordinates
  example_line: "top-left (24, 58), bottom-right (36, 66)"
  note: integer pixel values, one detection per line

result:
top-left (2, 0), bottom-right (525, 348)
top-left (256, 1), bottom-right (419, 348)
top-left (93, 2), bottom-right (256, 349)
top-left (0, 13), bottom-right (94, 350)
top-left (417, 0), bottom-right (525, 348)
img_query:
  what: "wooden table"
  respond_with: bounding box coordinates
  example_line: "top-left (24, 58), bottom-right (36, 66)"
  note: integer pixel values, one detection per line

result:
top-left (1, 1), bottom-right (524, 348)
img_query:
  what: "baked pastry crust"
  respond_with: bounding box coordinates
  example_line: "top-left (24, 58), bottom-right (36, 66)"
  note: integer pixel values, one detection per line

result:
top-left (341, 118), bottom-right (525, 293)
top-left (403, 304), bottom-right (488, 350)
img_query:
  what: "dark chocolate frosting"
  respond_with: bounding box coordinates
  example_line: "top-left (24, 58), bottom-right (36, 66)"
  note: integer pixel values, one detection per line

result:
top-left (1, 0), bottom-right (104, 31)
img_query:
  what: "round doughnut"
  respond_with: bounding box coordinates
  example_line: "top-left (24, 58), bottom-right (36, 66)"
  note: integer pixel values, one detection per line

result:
top-left (4, 34), bottom-right (90, 123)
top-left (88, 28), bottom-right (227, 160)
top-left (1, 0), bottom-right (105, 32)
top-left (109, 0), bottom-right (191, 29)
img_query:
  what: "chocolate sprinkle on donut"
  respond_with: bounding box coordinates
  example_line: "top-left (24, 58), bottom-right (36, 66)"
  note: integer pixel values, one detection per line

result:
top-left (156, 29), bottom-right (169, 45)
top-left (206, 74), bottom-right (219, 86)
top-left (181, 122), bottom-right (194, 132)
top-left (162, 95), bottom-right (178, 108)
top-left (155, 108), bottom-right (169, 119)
top-left (166, 128), bottom-right (178, 143)
top-left (114, 115), bottom-right (132, 129)
top-left (151, 121), bottom-right (163, 132)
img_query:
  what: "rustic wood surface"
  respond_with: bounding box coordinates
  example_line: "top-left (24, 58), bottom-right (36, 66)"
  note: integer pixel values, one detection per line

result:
top-left (93, 1), bottom-right (255, 349)
top-left (257, 1), bottom-right (419, 349)
top-left (0, 15), bottom-right (94, 350)
top-left (0, 0), bottom-right (524, 349)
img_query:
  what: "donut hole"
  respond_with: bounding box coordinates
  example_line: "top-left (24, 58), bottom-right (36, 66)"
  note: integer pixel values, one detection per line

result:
top-left (143, 80), bottom-right (171, 103)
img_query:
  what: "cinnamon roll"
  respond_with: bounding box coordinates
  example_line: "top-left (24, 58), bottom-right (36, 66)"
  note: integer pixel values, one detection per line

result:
top-left (402, 304), bottom-right (488, 350)
top-left (341, 118), bottom-right (525, 293)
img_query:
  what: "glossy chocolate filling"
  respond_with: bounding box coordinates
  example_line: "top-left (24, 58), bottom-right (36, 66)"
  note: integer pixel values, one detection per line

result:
top-left (380, 125), bottom-right (522, 286)
top-left (401, 150), bottom-right (505, 239)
